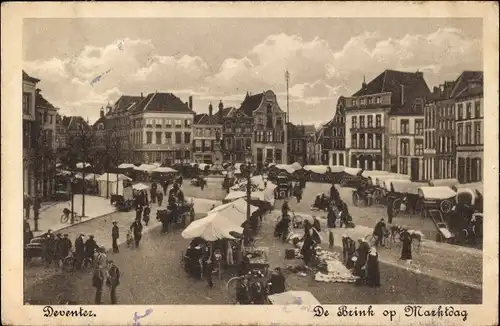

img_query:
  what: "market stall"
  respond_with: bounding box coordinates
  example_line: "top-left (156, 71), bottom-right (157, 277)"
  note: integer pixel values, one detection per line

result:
top-left (97, 173), bottom-right (132, 198)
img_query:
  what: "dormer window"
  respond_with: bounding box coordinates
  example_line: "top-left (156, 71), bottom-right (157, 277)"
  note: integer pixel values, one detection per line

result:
top-left (367, 98), bottom-right (372, 105)
top-left (352, 99), bottom-right (357, 106)
top-left (360, 99), bottom-right (366, 105)
top-left (375, 97), bottom-right (381, 104)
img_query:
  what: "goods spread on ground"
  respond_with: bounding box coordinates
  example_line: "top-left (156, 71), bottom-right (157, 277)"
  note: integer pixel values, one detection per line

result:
top-left (314, 250), bottom-right (358, 284)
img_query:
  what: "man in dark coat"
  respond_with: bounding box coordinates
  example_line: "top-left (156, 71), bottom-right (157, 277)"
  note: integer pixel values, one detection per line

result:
top-left (74, 234), bottom-right (85, 269)
top-left (143, 205), bottom-right (151, 226)
top-left (373, 218), bottom-right (386, 247)
top-left (150, 182), bottom-right (157, 204)
top-left (92, 268), bottom-right (105, 304)
top-left (24, 195), bottom-right (32, 219)
top-left (111, 222), bottom-right (119, 253)
top-left (106, 260), bottom-right (121, 304)
top-left (60, 234), bottom-right (72, 260)
top-left (281, 200), bottom-right (290, 217)
top-left (312, 216), bottom-right (321, 232)
top-left (330, 183), bottom-right (340, 203)
top-left (353, 239), bottom-right (369, 277)
top-left (236, 278), bottom-right (251, 304)
top-left (157, 191), bottom-right (164, 206)
top-left (54, 233), bottom-right (63, 269)
top-left (130, 220), bottom-right (143, 248)
top-left (135, 206), bottom-right (143, 223)
top-left (294, 184), bottom-right (303, 203)
top-left (84, 235), bottom-right (98, 262)
top-left (327, 206), bottom-right (336, 229)
top-left (44, 230), bottom-right (56, 266)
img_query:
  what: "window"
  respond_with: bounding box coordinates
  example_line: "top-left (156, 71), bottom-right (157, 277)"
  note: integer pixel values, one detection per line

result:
top-left (23, 93), bottom-right (31, 114)
top-left (294, 140), bottom-right (301, 152)
top-left (400, 139), bottom-right (410, 156)
top-left (175, 132), bottom-right (182, 144)
top-left (474, 122), bottom-right (481, 144)
top-left (457, 125), bottom-right (463, 145)
top-left (399, 158), bottom-right (408, 174)
top-left (359, 116), bottom-right (365, 128)
top-left (367, 98), bottom-right (372, 105)
top-left (367, 116), bottom-right (373, 128)
top-left (184, 119), bottom-right (191, 128)
top-left (400, 119), bottom-right (409, 134)
top-left (275, 149), bottom-right (282, 164)
top-left (466, 123), bottom-right (472, 144)
top-left (165, 132), bottom-right (172, 144)
top-left (184, 132), bottom-right (191, 144)
top-left (195, 128), bottom-right (202, 137)
top-left (446, 137), bottom-right (452, 153)
top-left (415, 119), bottom-right (423, 135)
top-left (204, 140), bottom-right (211, 151)
top-left (255, 131), bottom-right (264, 142)
top-left (351, 134), bottom-right (357, 148)
top-left (351, 99), bottom-right (357, 106)
top-left (276, 117), bottom-right (283, 128)
top-left (367, 134), bottom-right (373, 149)
top-left (375, 97), bottom-right (381, 104)
top-left (457, 104), bottom-right (463, 120)
top-left (266, 149), bottom-right (273, 162)
top-left (266, 131), bottom-right (273, 142)
top-left (276, 131), bottom-right (283, 143)
top-left (466, 103), bottom-right (472, 119)
top-left (375, 134), bottom-right (382, 149)
top-left (352, 116), bottom-right (357, 128)
top-left (175, 120), bottom-right (182, 128)
top-left (155, 132), bottom-right (162, 144)
top-left (360, 98), bottom-right (366, 105)
top-left (245, 138), bottom-right (251, 150)
top-left (474, 101), bottom-right (481, 118)
top-left (146, 119), bottom-right (153, 128)
top-left (235, 127), bottom-right (242, 134)
top-left (415, 139), bottom-right (424, 156)
top-left (359, 134), bottom-right (365, 149)
top-left (375, 114), bottom-right (381, 128)
top-left (146, 132), bottom-right (153, 144)
top-left (156, 119), bottom-right (162, 128)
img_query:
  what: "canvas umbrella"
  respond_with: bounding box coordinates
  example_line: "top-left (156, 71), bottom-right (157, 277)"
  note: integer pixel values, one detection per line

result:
top-left (132, 183), bottom-right (149, 191)
top-left (181, 211), bottom-right (243, 241)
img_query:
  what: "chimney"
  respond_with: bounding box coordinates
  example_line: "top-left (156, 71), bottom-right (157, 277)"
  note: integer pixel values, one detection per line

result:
top-left (189, 96), bottom-right (193, 110)
top-left (218, 102), bottom-right (223, 123)
top-left (362, 75), bottom-right (367, 89)
top-left (141, 92), bottom-right (144, 98)
top-left (100, 106), bottom-right (104, 118)
top-left (400, 85), bottom-right (405, 105)
top-left (415, 70), bottom-right (423, 78)
top-left (208, 102), bottom-right (213, 116)
top-left (433, 86), bottom-right (439, 96)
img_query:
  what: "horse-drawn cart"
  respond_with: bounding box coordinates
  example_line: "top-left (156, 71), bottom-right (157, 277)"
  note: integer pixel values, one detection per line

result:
top-left (157, 200), bottom-right (195, 232)
top-left (418, 186), bottom-right (457, 243)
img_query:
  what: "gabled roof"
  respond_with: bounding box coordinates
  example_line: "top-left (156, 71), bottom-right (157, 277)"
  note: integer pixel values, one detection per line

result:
top-left (352, 69), bottom-right (431, 115)
top-left (130, 92), bottom-right (194, 114)
top-left (109, 95), bottom-right (143, 116)
top-left (92, 116), bottom-right (106, 129)
top-left (193, 113), bottom-right (221, 125)
top-left (23, 70), bottom-right (40, 83)
top-left (64, 116), bottom-right (90, 131)
top-left (35, 91), bottom-right (57, 111)
top-left (214, 107), bottom-right (237, 118)
top-left (240, 92), bottom-right (264, 116)
top-left (450, 71), bottom-right (483, 99)
top-left (302, 125), bottom-right (316, 136)
top-left (323, 96), bottom-right (346, 128)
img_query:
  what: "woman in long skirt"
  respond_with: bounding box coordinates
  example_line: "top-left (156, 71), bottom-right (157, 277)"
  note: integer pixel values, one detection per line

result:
top-left (400, 229), bottom-right (412, 261)
top-left (366, 247), bottom-right (381, 287)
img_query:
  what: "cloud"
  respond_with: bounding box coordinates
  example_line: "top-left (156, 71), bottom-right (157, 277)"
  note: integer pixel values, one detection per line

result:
top-left (25, 28), bottom-right (481, 124)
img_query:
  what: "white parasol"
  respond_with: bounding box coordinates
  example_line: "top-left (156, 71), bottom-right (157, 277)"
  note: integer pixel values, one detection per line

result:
top-left (153, 167), bottom-right (178, 173)
top-left (97, 173), bottom-right (132, 182)
top-left (132, 183), bottom-right (149, 191)
top-left (208, 198), bottom-right (258, 224)
top-left (76, 162), bottom-right (91, 169)
top-left (181, 211), bottom-right (243, 241)
top-left (117, 163), bottom-right (136, 169)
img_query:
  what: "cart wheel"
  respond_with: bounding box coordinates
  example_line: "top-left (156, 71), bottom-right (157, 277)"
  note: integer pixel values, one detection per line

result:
top-left (60, 214), bottom-right (69, 223)
top-left (392, 198), bottom-right (401, 217)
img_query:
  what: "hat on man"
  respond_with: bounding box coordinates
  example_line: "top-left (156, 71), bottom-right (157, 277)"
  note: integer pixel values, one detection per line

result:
top-left (63, 233), bottom-right (68, 237)
top-left (112, 221), bottom-right (118, 225)
top-left (89, 235), bottom-right (94, 238)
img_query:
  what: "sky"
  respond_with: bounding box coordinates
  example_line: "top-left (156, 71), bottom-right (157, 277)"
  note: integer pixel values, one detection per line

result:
top-left (23, 18), bottom-right (482, 125)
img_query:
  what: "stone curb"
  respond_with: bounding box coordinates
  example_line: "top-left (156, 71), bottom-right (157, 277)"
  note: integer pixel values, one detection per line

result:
top-left (35, 210), bottom-right (118, 235)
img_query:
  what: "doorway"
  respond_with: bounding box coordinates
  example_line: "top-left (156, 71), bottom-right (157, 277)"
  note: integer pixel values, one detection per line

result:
top-left (411, 158), bottom-right (419, 181)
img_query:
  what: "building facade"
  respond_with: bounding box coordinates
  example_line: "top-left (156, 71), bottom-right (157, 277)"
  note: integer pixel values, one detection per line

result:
top-left (454, 71), bottom-right (483, 183)
top-left (323, 96), bottom-right (346, 166)
top-left (217, 103), bottom-right (253, 163)
top-left (129, 92), bottom-right (194, 165)
top-left (423, 81), bottom-right (457, 181)
top-left (286, 123), bottom-right (307, 164)
top-left (303, 125), bottom-right (317, 165)
top-left (193, 103), bottom-right (223, 164)
top-left (22, 71), bottom-right (40, 196)
top-left (106, 95), bottom-right (143, 162)
top-left (245, 91), bottom-right (287, 164)
top-left (34, 89), bottom-right (59, 197)
top-left (344, 70), bottom-right (430, 177)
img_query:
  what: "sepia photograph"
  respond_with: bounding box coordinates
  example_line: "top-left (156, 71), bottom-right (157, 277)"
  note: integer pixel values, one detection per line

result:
top-left (2, 2), bottom-right (498, 325)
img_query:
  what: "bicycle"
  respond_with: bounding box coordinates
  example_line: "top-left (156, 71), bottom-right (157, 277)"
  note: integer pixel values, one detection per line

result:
top-left (60, 208), bottom-right (82, 223)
